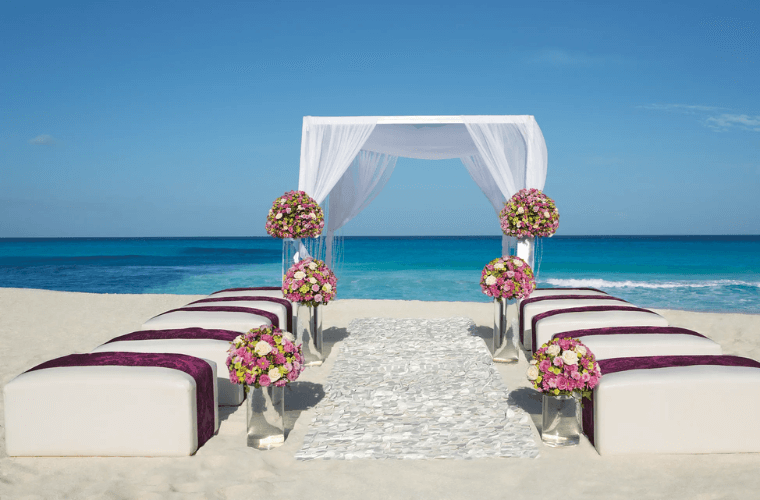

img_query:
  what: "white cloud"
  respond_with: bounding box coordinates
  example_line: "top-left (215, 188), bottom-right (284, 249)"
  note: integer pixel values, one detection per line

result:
top-left (28, 134), bottom-right (56, 146)
top-left (641, 104), bottom-right (760, 132)
top-left (704, 114), bottom-right (760, 132)
top-left (639, 103), bottom-right (728, 113)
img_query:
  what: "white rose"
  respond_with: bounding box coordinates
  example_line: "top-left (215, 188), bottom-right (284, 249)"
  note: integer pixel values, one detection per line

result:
top-left (308, 262), bottom-right (318, 270)
top-left (309, 212), bottom-right (316, 219)
top-left (517, 206), bottom-right (524, 214)
top-left (493, 262), bottom-right (505, 270)
top-left (485, 275), bottom-right (497, 286)
top-left (526, 365), bottom-right (540, 381)
top-left (513, 260), bottom-right (523, 268)
top-left (268, 367), bottom-right (282, 382)
top-left (561, 350), bottom-right (579, 365)
top-left (546, 344), bottom-right (561, 356)
top-left (280, 199), bottom-right (286, 204)
top-left (282, 331), bottom-right (295, 341)
top-left (575, 345), bottom-right (587, 356)
top-left (232, 335), bottom-right (244, 345)
top-left (275, 213), bottom-right (283, 219)
top-left (254, 341), bottom-right (272, 356)
top-left (309, 277), bottom-right (317, 284)
top-left (529, 359), bottom-right (537, 365)
top-left (544, 211), bottom-right (550, 218)
top-left (322, 283), bottom-right (332, 292)
top-left (294, 271), bottom-right (306, 280)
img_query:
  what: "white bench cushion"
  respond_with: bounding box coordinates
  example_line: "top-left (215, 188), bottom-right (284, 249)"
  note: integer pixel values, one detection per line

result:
top-left (183, 300), bottom-right (288, 333)
top-left (532, 307), bottom-right (668, 353)
top-left (589, 357), bottom-right (760, 454)
top-left (4, 356), bottom-right (218, 457)
top-left (520, 297), bottom-right (627, 351)
top-left (93, 338), bottom-right (243, 406)
top-left (142, 308), bottom-right (272, 333)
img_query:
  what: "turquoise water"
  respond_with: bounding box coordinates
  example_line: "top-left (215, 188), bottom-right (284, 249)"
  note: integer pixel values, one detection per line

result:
top-left (0, 236), bottom-right (758, 313)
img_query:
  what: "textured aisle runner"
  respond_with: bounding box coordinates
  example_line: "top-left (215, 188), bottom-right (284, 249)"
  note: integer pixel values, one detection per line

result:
top-left (295, 317), bottom-right (539, 460)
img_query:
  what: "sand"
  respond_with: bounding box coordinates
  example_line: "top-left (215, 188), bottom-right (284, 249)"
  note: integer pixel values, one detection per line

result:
top-left (2, 287), bottom-right (760, 499)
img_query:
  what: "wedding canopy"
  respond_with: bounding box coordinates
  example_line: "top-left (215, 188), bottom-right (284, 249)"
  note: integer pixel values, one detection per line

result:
top-left (297, 115), bottom-right (548, 267)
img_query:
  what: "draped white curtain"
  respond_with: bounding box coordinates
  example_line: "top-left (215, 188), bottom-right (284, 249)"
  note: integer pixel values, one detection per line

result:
top-left (295, 116), bottom-right (548, 268)
top-left (325, 150), bottom-right (399, 264)
top-left (462, 117), bottom-right (548, 257)
top-left (298, 116), bottom-right (378, 204)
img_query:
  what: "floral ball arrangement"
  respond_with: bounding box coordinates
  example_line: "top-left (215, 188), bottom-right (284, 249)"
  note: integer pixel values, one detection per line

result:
top-left (499, 188), bottom-right (559, 238)
top-left (226, 325), bottom-right (305, 389)
top-left (282, 258), bottom-right (337, 306)
top-left (526, 337), bottom-right (601, 400)
top-left (480, 255), bottom-right (536, 300)
top-left (265, 190), bottom-right (325, 239)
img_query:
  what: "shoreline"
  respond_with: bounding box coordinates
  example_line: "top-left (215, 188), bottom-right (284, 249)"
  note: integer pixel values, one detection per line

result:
top-left (2, 288), bottom-right (760, 499)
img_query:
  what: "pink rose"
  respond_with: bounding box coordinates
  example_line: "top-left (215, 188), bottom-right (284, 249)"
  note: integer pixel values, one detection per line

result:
top-left (259, 375), bottom-right (271, 387)
top-left (557, 377), bottom-right (569, 391)
top-left (274, 379), bottom-right (287, 387)
top-left (287, 369), bottom-right (299, 381)
top-left (539, 359), bottom-right (551, 372)
top-left (553, 357), bottom-right (563, 367)
top-left (315, 294), bottom-right (323, 302)
top-left (245, 373), bottom-right (256, 385)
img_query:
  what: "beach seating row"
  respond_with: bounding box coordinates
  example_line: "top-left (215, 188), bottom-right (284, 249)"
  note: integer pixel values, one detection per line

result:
top-left (517, 287), bottom-right (760, 455)
top-left (4, 286), bottom-right (291, 457)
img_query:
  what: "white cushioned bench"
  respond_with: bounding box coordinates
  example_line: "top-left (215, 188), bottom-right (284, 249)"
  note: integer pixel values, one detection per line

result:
top-left (552, 326), bottom-right (722, 360)
top-left (184, 296), bottom-right (292, 333)
top-left (518, 295), bottom-right (628, 351)
top-left (524, 287), bottom-right (609, 299)
top-left (208, 287), bottom-right (296, 331)
top-left (530, 305), bottom-right (668, 354)
top-left (141, 305), bottom-right (275, 333)
top-left (583, 355), bottom-right (760, 455)
top-left (93, 328), bottom-right (244, 406)
top-left (4, 352), bottom-right (218, 457)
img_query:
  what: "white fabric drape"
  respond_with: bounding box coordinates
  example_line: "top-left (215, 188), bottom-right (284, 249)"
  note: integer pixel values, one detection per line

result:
top-left (460, 154), bottom-right (513, 257)
top-left (298, 116), bottom-right (378, 203)
top-left (463, 117), bottom-right (547, 201)
top-left (295, 116), bottom-right (549, 267)
top-left (324, 150), bottom-right (399, 265)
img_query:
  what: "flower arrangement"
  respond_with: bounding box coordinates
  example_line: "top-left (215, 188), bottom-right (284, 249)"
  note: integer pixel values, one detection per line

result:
top-left (526, 338), bottom-right (601, 400)
top-left (265, 190), bottom-right (324, 239)
top-left (282, 258), bottom-right (337, 306)
top-left (499, 188), bottom-right (559, 238)
top-left (480, 255), bottom-right (536, 300)
top-left (226, 325), bottom-right (305, 389)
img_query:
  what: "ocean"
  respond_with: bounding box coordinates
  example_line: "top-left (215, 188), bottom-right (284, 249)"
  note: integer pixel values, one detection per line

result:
top-left (0, 236), bottom-right (758, 314)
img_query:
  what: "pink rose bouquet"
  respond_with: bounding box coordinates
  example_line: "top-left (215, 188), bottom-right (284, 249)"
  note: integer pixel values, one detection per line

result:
top-left (527, 338), bottom-right (601, 400)
top-left (265, 190), bottom-right (324, 239)
top-left (282, 258), bottom-right (337, 306)
top-left (480, 255), bottom-right (535, 300)
top-left (226, 325), bottom-right (305, 389)
top-left (499, 188), bottom-right (559, 238)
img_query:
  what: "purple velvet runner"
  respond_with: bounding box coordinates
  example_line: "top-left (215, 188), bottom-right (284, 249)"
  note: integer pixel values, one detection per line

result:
top-left (533, 287), bottom-right (606, 293)
top-left (519, 295), bottom-right (627, 345)
top-left (210, 286), bottom-right (282, 295)
top-left (105, 327), bottom-right (240, 344)
top-left (154, 306), bottom-right (279, 329)
top-left (27, 352), bottom-right (216, 448)
top-left (188, 296), bottom-right (293, 332)
top-left (554, 326), bottom-right (707, 341)
top-left (582, 355), bottom-right (760, 446)
top-left (531, 305), bottom-right (659, 353)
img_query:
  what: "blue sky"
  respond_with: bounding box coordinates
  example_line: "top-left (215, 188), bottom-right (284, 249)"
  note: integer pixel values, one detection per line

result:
top-left (1, 0), bottom-right (758, 237)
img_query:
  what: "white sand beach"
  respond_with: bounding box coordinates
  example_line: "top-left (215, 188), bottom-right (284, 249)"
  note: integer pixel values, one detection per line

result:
top-left (2, 287), bottom-right (760, 500)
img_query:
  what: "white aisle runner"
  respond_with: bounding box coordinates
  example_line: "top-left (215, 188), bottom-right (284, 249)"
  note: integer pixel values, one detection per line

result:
top-left (295, 317), bottom-right (540, 460)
